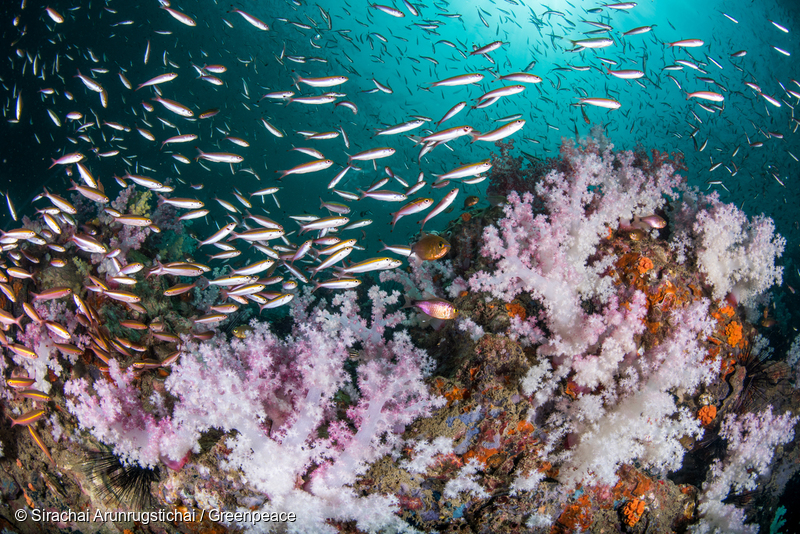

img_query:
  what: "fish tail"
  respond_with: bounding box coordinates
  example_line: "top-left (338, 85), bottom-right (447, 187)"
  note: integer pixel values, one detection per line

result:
top-left (146, 260), bottom-right (163, 279)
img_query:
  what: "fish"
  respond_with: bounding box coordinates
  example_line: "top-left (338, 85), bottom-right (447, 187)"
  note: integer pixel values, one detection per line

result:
top-left (30, 287), bottom-right (72, 301)
top-left (348, 147), bottom-right (396, 162)
top-left (278, 159), bottom-right (333, 179)
top-left (431, 73), bottom-right (484, 87)
top-left (420, 189), bottom-right (459, 230)
top-left (436, 102), bottom-right (467, 127)
top-left (470, 41), bottom-right (505, 55)
top-left (45, 7), bottom-right (64, 23)
top-left (161, 5), bottom-right (196, 26)
top-left (229, 228), bottom-right (285, 242)
top-left (471, 120), bottom-right (526, 143)
top-left (499, 72), bottom-right (543, 84)
top-left (136, 72), bottom-right (178, 91)
top-left (152, 97), bottom-right (193, 117)
top-left (359, 190), bottom-right (408, 202)
top-left (336, 257), bottom-right (402, 274)
top-left (74, 70), bottom-right (104, 93)
top-left (310, 247), bottom-right (354, 275)
top-left (48, 152), bottom-right (84, 169)
top-left (157, 196), bottom-right (204, 209)
top-left (312, 278), bottom-right (362, 293)
top-left (403, 296), bottom-right (458, 320)
top-left (421, 126), bottom-right (473, 144)
top-left (667, 39), bottom-right (704, 47)
top-left (199, 223), bottom-right (237, 246)
top-left (196, 150), bottom-right (243, 163)
top-left (231, 9), bottom-right (269, 30)
top-left (299, 216), bottom-right (350, 234)
top-left (6, 193), bottom-right (17, 221)
top-left (161, 134), bottom-right (198, 148)
top-left (571, 38), bottom-right (614, 49)
top-left (606, 68), bottom-right (645, 79)
top-left (411, 233), bottom-right (451, 261)
top-left (28, 426), bottom-right (55, 464)
top-left (376, 119), bottom-right (425, 136)
top-left (259, 293), bottom-right (294, 310)
top-left (459, 196), bottom-right (478, 210)
top-left (477, 85), bottom-right (525, 101)
top-left (294, 75), bottom-right (348, 88)
top-left (10, 409), bottom-right (46, 427)
top-left (580, 98), bottom-right (622, 109)
top-left (390, 198), bottom-right (433, 229)
top-left (686, 91), bottom-right (724, 102)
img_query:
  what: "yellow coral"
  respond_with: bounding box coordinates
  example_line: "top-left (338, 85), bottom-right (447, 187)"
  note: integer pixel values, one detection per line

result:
top-left (130, 190), bottom-right (153, 217)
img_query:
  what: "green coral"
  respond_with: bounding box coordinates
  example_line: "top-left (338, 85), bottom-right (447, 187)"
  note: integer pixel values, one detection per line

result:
top-left (157, 234), bottom-right (191, 263)
top-left (71, 257), bottom-right (91, 279)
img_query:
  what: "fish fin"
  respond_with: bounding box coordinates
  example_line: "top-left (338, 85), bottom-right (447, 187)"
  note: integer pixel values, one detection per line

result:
top-left (430, 317), bottom-right (445, 331)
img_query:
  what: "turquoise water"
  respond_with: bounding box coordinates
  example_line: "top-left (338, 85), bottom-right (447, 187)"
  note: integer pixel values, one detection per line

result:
top-left (3, 0), bottom-right (798, 251)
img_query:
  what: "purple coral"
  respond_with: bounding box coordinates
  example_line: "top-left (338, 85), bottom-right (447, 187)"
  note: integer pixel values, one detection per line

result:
top-left (64, 284), bottom-right (442, 531)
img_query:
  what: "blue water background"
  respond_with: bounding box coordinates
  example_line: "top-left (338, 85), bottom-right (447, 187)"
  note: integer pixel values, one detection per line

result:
top-left (0, 0), bottom-right (798, 319)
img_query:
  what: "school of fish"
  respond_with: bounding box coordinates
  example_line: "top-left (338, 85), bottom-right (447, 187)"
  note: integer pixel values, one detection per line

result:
top-left (0, 0), bottom-right (798, 463)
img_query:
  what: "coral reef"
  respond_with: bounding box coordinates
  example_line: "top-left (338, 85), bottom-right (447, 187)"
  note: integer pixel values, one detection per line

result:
top-left (2, 137), bottom-right (797, 534)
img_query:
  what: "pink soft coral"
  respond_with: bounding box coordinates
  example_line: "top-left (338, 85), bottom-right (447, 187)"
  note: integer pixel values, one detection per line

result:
top-left (470, 143), bottom-right (681, 357)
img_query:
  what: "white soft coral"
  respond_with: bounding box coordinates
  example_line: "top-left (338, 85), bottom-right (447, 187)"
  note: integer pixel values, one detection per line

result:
top-left (694, 197), bottom-right (784, 306)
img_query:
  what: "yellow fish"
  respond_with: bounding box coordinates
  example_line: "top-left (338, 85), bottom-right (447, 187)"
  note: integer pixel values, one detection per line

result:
top-left (232, 325), bottom-right (253, 339)
top-left (411, 233), bottom-right (450, 261)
